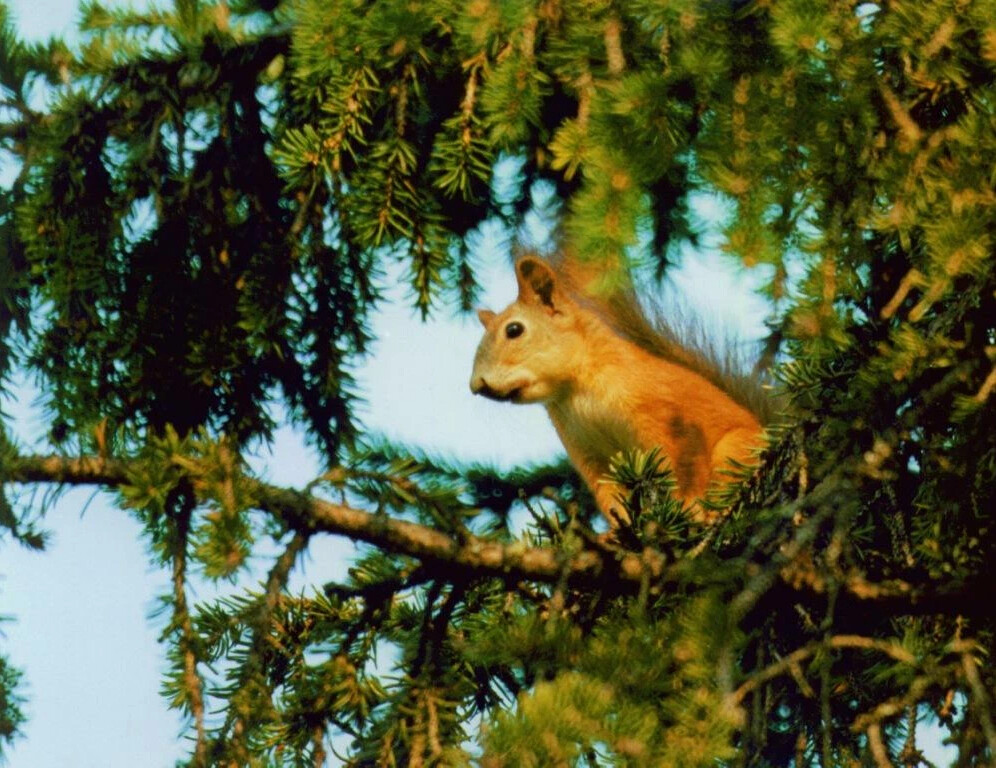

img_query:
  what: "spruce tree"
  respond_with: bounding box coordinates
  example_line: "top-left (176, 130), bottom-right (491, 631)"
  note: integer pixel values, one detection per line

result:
top-left (2, 0), bottom-right (995, 765)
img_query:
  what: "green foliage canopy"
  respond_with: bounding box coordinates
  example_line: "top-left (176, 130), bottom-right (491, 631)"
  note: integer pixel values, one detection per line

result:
top-left (1, 0), bottom-right (995, 765)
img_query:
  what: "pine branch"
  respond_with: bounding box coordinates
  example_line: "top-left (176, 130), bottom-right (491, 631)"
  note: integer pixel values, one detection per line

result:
top-left (5, 453), bottom-right (668, 590)
top-left (730, 634), bottom-right (918, 705)
top-left (213, 530), bottom-right (310, 762)
top-left (169, 492), bottom-right (208, 767)
top-left (8, 453), bottom-right (996, 618)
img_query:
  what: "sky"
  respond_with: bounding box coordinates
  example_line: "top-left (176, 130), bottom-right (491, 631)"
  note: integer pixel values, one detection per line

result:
top-left (0, 2), bottom-right (954, 767)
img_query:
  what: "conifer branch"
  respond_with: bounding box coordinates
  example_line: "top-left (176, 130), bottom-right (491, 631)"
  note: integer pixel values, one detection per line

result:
top-left (324, 565), bottom-right (434, 601)
top-left (730, 634), bottom-right (918, 706)
top-left (5, 0), bottom-right (995, 763)
top-left (8, 453), bottom-right (996, 615)
top-left (851, 677), bottom-right (936, 734)
top-left (169, 496), bottom-right (208, 767)
top-left (519, 15), bottom-right (537, 61)
top-left (879, 82), bottom-right (922, 147)
top-left (603, 16), bottom-right (625, 76)
top-left (866, 723), bottom-right (894, 768)
top-left (215, 530), bottom-right (310, 762)
top-left (972, 364), bottom-right (996, 404)
top-left (310, 725), bottom-right (326, 768)
top-left (4, 454), bottom-right (669, 589)
top-left (957, 643), bottom-right (996, 757)
top-left (834, 575), bottom-right (996, 618)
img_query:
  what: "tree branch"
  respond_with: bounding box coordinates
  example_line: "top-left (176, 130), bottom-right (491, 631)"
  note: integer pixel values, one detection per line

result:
top-left (9, 453), bottom-right (996, 615)
top-left (730, 634), bottom-right (918, 706)
top-left (830, 574), bottom-right (996, 618)
top-left (169, 491), bottom-right (207, 767)
top-left (4, 454), bottom-right (669, 590)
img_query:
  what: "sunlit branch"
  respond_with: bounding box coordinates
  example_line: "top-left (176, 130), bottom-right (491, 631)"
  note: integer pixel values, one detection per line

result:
top-left (5, 454), bottom-right (668, 589)
top-left (9, 453), bottom-right (996, 618)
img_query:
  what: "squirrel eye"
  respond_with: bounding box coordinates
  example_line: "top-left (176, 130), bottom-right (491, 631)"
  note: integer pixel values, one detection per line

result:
top-left (505, 321), bottom-right (525, 339)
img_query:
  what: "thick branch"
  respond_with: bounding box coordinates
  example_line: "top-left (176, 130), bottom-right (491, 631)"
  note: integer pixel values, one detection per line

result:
top-left (9, 455), bottom-right (128, 486)
top-left (5, 454), bottom-right (668, 590)
top-left (8, 454), bottom-right (995, 613)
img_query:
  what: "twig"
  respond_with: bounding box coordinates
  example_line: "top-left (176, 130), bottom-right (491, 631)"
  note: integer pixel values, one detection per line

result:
top-left (311, 724), bottom-right (326, 768)
top-left (170, 493), bottom-right (207, 767)
top-left (867, 723), bottom-right (895, 768)
top-left (852, 677), bottom-right (933, 732)
top-left (901, 706), bottom-right (918, 768)
top-left (731, 634), bottom-right (916, 705)
top-left (820, 586), bottom-right (839, 767)
top-left (324, 564), bottom-right (433, 602)
top-left (880, 269), bottom-right (925, 320)
top-left (959, 646), bottom-right (996, 757)
top-left (806, 572), bottom-right (996, 618)
top-left (788, 660), bottom-right (815, 699)
top-left (879, 83), bottom-right (922, 146)
top-left (428, 583), bottom-right (467, 675)
top-left (412, 580), bottom-right (444, 678)
top-left (604, 16), bottom-right (625, 75)
top-left (425, 689), bottom-right (443, 759)
top-left (972, 364), bottom-right (996, 404)
top-left (820, 645), bottom-right (833, 768)
top-left (794, 731), bottom-right (807, 768)
top-left (218, 530), bottom-right (310, 760)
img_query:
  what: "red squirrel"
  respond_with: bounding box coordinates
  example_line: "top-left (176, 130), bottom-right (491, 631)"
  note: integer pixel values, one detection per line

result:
top-left (469, 255), bottom-right (764, 525)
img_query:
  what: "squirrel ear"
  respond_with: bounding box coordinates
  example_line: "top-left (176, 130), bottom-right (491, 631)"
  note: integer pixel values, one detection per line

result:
top-left (476, 308), bottom-right (497, 328)
top-left (515, 257), bottom-right (558, 310)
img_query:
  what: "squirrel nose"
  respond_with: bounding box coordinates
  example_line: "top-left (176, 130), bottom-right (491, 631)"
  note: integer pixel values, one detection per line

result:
top-left (471, 378), bottom-right (518, 401)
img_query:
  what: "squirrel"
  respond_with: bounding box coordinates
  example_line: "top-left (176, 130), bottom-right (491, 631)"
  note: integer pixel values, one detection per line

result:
top-left (469, 255), bottom-right (766, 526)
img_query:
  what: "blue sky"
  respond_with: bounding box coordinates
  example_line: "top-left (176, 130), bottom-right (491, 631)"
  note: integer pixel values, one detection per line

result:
top-left (1, 2), bottom-right (954, 767)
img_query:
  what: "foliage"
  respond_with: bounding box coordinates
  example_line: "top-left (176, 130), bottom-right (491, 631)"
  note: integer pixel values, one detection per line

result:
top-left (2, 0), bottom-right (996, 766)
top-left (0, 647), bottom-right (25, 757)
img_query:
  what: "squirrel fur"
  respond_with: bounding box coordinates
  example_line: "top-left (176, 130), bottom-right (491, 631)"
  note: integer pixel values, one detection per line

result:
top-left (469, 255), bottom-right (765, 525)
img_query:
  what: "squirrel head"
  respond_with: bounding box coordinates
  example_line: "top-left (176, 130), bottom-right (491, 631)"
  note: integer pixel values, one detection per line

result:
top-left (469, 257), bottom-right (586, 404)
